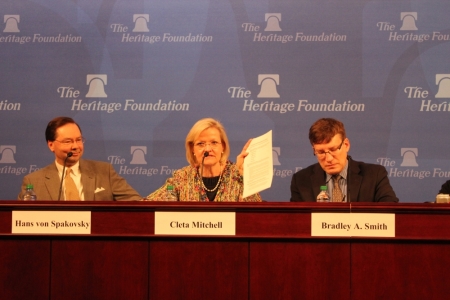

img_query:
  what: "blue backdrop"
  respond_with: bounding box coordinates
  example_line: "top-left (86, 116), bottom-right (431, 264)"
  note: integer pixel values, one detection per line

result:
top-left (1, 0), bottom-right (449, 202)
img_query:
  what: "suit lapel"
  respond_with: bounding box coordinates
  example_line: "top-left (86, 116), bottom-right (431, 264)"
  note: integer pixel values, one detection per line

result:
top-left (347, 159), bottom-right (362, 202)
top-left (311, 164), bottom-right (326, 200)
top-left (80, 160), bottom-right (95, 200)
top-left (44, 165), bottom-right (62, 200)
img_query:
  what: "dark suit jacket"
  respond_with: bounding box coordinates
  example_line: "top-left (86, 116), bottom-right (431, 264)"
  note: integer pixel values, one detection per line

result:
top-left (18, 159), bottom-right (142, 201)
top-left (290, 158), bottom-right (399, 202)
top-left (439, 180), bottom-right (450, 194)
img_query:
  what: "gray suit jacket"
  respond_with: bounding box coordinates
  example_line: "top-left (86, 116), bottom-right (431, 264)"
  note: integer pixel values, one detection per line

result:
top-left (18, 159), bottom-right (142, 201)
top-left (290, 158), bottom-right (399, 202)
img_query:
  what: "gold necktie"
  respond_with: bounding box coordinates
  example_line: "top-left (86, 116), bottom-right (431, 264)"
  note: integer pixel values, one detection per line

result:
top-left (65, 168), bottom-right (80, 200)
top-left (332, 175), bottom-right (343, 202)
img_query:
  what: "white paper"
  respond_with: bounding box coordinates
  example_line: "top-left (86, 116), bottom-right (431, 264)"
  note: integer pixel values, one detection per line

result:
top-left (243, 130), bottom-right (273, 198)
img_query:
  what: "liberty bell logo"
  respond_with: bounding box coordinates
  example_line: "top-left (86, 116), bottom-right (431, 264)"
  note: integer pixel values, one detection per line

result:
top-left (130, 146), bottom-right (147, 164)
top-left (400, 148), bottom-right (418, 167)
top-left (264, 13), bottom-right (282, 32)
top-left (86, 74), bottom-right (108, 98)
top-left (3, 15), bottom-right (20, 33)
top-left (132, 14), bottom-right (150, 32)
top-left (400, 12), bottom-right (418, 31)
top-left (257, 74), bottom-right (280, 98)
top-left (0, 145), bottom-right (17, 164)
top-left (435, 74), bottom-right (450, 98)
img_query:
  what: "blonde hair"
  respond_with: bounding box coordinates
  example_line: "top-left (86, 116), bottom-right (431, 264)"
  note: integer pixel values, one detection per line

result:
top-left (185, 118), bottom-right (230, 166)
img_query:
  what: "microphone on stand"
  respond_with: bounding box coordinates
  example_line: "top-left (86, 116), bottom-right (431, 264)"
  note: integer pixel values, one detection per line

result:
top-left (58, 152), bottom-right (73, 201)
top-left (200, 151), bottom-right (209, 179)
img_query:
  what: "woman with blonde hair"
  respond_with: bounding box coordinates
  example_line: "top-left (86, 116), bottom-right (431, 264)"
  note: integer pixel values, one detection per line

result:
top-left (146, 118), bottom-right (261, 202)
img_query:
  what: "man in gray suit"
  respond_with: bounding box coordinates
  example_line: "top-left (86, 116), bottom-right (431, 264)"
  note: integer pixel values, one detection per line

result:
top-left (18, 116), bottom-right (142, 201)
top-left (290, 118), bottom-right (398, 202)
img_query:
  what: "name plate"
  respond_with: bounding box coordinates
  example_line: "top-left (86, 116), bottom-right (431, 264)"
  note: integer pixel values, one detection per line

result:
top-left (311, 213), bottom-right (395, 237)
top-left (155, 212), bottom-right (235, 235)
top-left (12, 211), bottom-right (91, 234)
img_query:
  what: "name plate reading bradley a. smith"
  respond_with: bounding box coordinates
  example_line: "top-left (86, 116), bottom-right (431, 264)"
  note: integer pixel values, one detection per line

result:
top-left (155, 212), bottom-right (235, 235)
top-left (311, 213), bottom-right (395, 237)
top-left (12, 211), bottom-right (91, 234)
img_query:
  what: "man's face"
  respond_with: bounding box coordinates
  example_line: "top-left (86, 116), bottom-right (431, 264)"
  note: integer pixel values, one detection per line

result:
top-left (47, 123), bottom-right (84, 167)
top-left (313, 134), bottom-right (350, 175)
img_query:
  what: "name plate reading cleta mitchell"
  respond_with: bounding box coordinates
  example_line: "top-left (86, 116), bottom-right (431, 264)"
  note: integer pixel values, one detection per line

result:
top-left (12, 211), bottom-right (91, 234)
top-left (155, 212), bottom-right (236, 235)
top-left (311, 213), bottom-right (395, 237)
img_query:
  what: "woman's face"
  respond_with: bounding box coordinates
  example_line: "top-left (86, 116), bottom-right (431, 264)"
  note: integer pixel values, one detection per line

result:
top-left (193, 127), bottom-right (224, 167)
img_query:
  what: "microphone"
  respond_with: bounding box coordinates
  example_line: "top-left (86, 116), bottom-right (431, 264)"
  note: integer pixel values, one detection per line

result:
top-left (200, 151), bottom-right (209, 179)
top-left (58, 152), bottom-right (73, 201)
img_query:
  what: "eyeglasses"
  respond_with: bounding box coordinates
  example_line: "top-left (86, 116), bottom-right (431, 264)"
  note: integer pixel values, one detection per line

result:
top-left (54, 137), bottom-right (86, 146)
top-left (194, 141), bottom-right (221, 149)
top-left (313, 140), bottom-right (344, 158)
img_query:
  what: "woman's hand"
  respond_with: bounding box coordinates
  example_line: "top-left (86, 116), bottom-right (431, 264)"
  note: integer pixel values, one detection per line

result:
top-left (236, 139), bottom-right (252, 176)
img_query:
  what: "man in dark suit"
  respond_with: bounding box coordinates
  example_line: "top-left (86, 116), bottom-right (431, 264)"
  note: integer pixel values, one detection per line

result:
top-left (18, 116), bottom-right (142, 201)
top-left (290, 118), bottom-right (398, 202)
top-left (438, 181), bottom-right (450, 195)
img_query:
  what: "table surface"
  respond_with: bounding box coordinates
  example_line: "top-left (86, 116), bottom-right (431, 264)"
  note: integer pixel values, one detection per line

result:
top-left (1, 201), bottom-right (450, 300)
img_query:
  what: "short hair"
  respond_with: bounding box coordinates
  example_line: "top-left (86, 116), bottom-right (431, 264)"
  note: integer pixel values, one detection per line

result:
top-left (309, 118), bottom-right (346, 145)
top-left (185, 118), bottom-right (230, 166)
top-left (45, 117), bottom-right (82, 142)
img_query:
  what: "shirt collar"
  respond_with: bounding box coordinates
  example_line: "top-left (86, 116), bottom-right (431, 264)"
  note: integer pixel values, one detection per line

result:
top-left (55, 160), bottom-right (80, 176)
top-left (326, 160), bottom-right (348, 183)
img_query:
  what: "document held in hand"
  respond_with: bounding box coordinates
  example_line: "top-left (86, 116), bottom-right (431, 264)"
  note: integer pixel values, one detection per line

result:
top-left (243, 130), bottom-right (273, 198)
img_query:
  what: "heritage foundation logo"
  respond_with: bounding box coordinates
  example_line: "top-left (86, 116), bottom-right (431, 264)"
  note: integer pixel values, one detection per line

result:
top-left (242, 13), bottom-right (347, 43)
top-left (378, 148), bottom-right (450, 180)
top-left (130, 146), bottom-right (148, 164)
top-left (400, 148), bottom-right (418, 167)
top-left (108, 146), bottom-right (177, 177)
top-left (0, 145), bottom-right (16, 163)
top-left (264, 14), bottom-right (282, 32)
top-left (377, 11), bottom-right (450, 42)
top-left (3, 15), bottom-right (20, 32)
top-left (111, 14), bottom-right (213, 44)
top-left (400, 12), bottom-right (418, 31)
top-left (404, 74), bottom-right (450, 112)
top-left (271, 147), bottom-right (302, 178)
top-left (0, 100), bottom-right (21, 111)
top-left (435, 74), bottom-right (450, 98)
top-left (60, 74), bottom-right (189, 113)
top-left (272, 147), bottom-right (281, 166)
top-left (0, 145), bottom-right (32, 175)
top-left (228, 74), bottom-right (364, 113)
top-left (86, 74), bottom-right (108, 98)
top-left (132, 14), bottom-right (150, 32)
top-left (1, 14), bottom-right (82, 44)
top-left (257, 74), bottom-right (280, 98)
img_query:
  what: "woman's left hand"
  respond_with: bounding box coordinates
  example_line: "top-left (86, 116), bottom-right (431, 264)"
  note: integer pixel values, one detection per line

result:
top-left (236, 139), bottom-right (252, 176)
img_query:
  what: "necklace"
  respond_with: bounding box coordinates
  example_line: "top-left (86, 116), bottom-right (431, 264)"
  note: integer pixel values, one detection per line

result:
top-left (201, 164), bottom-right (223, 192)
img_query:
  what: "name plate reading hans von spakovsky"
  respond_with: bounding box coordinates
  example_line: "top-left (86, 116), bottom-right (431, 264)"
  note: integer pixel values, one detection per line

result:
top-left (154, 212), bottom-right (236, 235)
top-left (311, 213), bottom-right (395, 237)
top-left (12, 211), bottom-right (91, 234)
